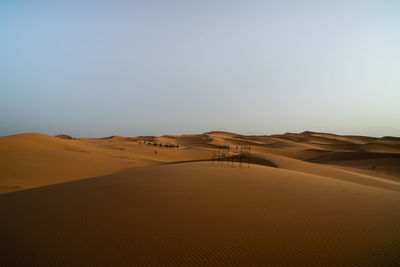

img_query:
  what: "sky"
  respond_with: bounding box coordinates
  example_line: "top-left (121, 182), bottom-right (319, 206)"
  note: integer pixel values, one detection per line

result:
top-left (1, 0), bottom-right (399, 137)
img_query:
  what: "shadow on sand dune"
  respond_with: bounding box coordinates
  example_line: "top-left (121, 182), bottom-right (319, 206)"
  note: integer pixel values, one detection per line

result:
top-left (163, 154), bottom-right (278, 168)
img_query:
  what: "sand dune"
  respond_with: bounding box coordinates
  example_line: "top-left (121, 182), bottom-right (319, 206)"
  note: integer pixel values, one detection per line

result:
top-left (1, 130), bottom-right (400, 265)
top-left (0, 133), bottom-right (136, 193)
top-left (1, 162), bottom-right (399, 266)
top-left (1, 131), bottom-right (400, 193)
top-left (359, 143), bottom-right (400, 153)
top-left (0, 133), bottom-right (211, 193)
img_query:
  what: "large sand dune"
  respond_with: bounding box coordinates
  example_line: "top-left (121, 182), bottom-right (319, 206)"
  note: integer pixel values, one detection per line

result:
top-left (1, 131), bottom-right (400, 265)
top-left (1, 162), bottom-right (399, 266)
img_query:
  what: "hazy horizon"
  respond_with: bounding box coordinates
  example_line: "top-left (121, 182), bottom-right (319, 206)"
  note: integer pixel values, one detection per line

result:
top-left (1, 0), bottom-right (399, 138)
top-left (2, 129), bottom-right (400, 139)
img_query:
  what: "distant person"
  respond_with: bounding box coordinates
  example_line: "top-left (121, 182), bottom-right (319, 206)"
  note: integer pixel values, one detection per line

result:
top-left (155, 149), bottom-right (158, 156)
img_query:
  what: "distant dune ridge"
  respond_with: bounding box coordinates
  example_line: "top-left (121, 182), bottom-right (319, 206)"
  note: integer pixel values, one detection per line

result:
top-left (1, 131), bottom-right (400, 265)
top-left (55, 134), bottom-right (74, 140)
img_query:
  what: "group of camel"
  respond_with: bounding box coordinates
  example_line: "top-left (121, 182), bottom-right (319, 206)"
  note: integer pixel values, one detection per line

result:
top-left (142, 140), bottom-right (179, 149)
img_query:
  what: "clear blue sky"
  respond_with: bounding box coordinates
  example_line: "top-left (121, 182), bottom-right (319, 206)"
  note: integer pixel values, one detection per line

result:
top-left (1, 0), bottom-right (399, 137)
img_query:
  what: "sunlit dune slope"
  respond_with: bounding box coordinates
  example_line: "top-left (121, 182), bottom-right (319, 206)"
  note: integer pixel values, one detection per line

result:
top-left (0, 133), bottom-right (135, 193)
top-left (1, 131), bottom-right (399, 194)
top-left (0, 162), bottom-right (399, 266)
top-left (0, 133), bottom-right (210, 193)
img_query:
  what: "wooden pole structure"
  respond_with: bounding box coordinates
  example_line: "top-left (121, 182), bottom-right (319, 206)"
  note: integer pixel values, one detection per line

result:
top-left (240, 146), bottom-right (243, 168)
top-left (231, 149), bottom-right (234, 167)
top-left (218, 146), bottom-right (221, 167)
top-left (248, 146), bottom-right (251, 168)
top-left (227, 146), bottom-right (229, 167)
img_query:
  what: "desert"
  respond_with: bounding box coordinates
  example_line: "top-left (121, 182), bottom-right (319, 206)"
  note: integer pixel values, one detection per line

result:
top-left (1, 131), bottom-right (400, 265)
top-left (2, 1), bottom-right (399, 265)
